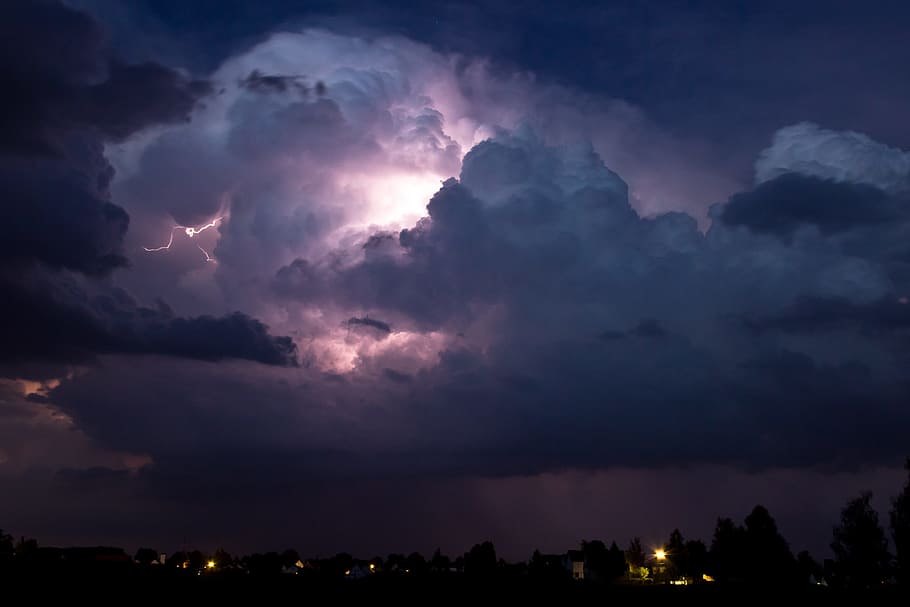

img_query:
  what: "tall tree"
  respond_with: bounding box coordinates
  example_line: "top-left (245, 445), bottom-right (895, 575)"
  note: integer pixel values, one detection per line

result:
top-left (831, 492), bottom-right (892, 589)
top-left (795, 550), bottom-right (823, 585)
top-left (626, 537), bottom-right (645, 571)
top-left (709, 517), bottom-right (746, 582)
top-left (134, 547), bottom-right (159, 565)
top-left (406, 551), bottom-right (427, 574)
top-left (430, 547), bottom-right (450, 572)
top-left (213, 547), bottom-right (234, 568)
top-left (581, 540), bottom-right (608, 581)
top-left (685, 539), bottom-right (708, 581)
top-left (464, 541), bottom-right (497, 576)
top-left (890, 457), bottom-right (910, 585)
top-left (742, 504), bottom-right (796, 584)
top-left (606, 541), bottom-right (627, 581)
top-left (666, 529), bottom-right (688, 579)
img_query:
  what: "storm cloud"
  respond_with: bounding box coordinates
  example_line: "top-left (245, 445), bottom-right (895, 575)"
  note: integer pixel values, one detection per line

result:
top-left (0, 1), bottom-right (296, 373)
top-left (3, 7), bottom-right (909, 562)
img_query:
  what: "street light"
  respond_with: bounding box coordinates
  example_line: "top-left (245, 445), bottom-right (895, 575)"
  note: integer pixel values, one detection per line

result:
top-left (654, 549), bottom-right (666, 561)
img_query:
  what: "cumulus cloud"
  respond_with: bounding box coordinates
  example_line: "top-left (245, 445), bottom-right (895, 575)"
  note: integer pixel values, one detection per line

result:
top-left (755, 122), bottom-right (910, 193)
top-left (262, 127), bottom-right (910, 476)
top-left (44, 123), bottom-right (904, 494)
top-left (107, 28), bottom-right (742, 323)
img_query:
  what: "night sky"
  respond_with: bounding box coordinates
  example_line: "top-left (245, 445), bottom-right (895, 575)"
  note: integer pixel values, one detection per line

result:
top-left (2, 0), bottom-right (910, 562)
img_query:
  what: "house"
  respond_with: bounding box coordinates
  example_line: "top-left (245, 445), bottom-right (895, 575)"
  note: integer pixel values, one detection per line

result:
top-left (564, 550), bottom-right (585, 580)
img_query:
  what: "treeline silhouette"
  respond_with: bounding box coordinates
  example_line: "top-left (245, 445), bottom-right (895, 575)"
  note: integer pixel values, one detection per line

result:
top-left (2, 458), bottom-right (908, 598)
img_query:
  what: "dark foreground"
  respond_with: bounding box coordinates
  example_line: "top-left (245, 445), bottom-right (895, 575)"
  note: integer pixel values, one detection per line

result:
top-left (3, 568), bottom-right (907, 605)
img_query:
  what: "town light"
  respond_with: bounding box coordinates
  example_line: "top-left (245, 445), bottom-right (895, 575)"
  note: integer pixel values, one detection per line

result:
top-left (206, 560), bottom-right (215, 569)
top-left (654, 549), bottom-right (666, 561)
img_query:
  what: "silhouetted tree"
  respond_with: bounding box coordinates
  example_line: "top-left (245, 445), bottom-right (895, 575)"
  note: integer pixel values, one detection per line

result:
top-left (14, 537), bottom-right (38, 563)
top-left (742, 505), bottom-right (796, 584)
top-left (187, 549), bottom-right (205, 571)
top-left (795, 550), bottom-right (823, 585)
top-left (213, 547), bottom-right (233, 568)
top-left (165, 551), bottom-right (188, 569)
top-left (134, 547), bottom-right (158, 565)
top-left (464, 541), bottom-right (497, 576)
top-left (890, 457), bottom-right (910, 585)
top-left (243, 551), bottom-right (284, 575)
top-left (625, 537), bottom-right (646, 580)
top-left (386, 553), bottom-right (407, 572)
top-left (831, 492), bottom-right (892, 589)
top-left (606, 541), bottom-right (626, 581)
top-left (685, 539), bottom-right (708, 581)
top-left (666, 529), bottom-right (688, 579)
top-left (581, 540), bottom-right (608, 581)
top-left (325, 552), bottom-right (354, 577)
top-left (430, 548), bottom-right (450, 572)
top-left (626, 537), bottom-right (645, 569)
top-left (405, 551), bottom-right (427, 574)
top-left (0, 529), bottom-right (14, 564)
top-left (709, 517), bottom-right (746, 582)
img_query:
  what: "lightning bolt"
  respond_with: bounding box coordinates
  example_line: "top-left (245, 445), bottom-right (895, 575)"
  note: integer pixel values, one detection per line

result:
top-left (197, 245), bottom-right (216, 263)
top-left (144, 217), bottom-right (223, 262)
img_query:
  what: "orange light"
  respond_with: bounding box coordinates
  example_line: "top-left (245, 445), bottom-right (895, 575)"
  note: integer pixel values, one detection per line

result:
top-left (654, 549), bottom-right (666, 560)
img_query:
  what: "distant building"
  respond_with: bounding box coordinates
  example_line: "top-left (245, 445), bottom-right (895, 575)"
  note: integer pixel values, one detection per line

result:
top-left (564, 550), bottom-right (585, 580)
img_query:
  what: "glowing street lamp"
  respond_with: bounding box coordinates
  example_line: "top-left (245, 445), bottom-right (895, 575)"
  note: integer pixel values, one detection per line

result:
top-left (654, 549), bottom-right (666, 561)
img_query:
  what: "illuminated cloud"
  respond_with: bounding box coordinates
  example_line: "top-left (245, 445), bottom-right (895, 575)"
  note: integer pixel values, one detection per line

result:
top-left (755, 122), bottom-right (910, 193)
top-left (4, 2), bottom-right (910, 561)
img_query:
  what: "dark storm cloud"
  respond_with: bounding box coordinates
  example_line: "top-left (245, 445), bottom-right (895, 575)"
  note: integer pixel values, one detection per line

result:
top-left (262, 129), bottom-right (910, 474)
top-left (0, 139), bottom-right (128, 276)
top-left (0, 1), bottom-right (295, 373)
top-left (23, 124), bottom-right (910, 559)
top-left (9, 1), bottom-right (910, 559)
top-left (0, 269), bottom-right (296, 366)
top-left (83, 61), bottom-right (210, 140)
top-left (748, 296), bottom-right (910, 336)
top-left (0, 0), bottom-right (208, 274)
top-left (0, 0), bottom-right (210, 156)
top-left (719, 173), bottom-right (894, 237)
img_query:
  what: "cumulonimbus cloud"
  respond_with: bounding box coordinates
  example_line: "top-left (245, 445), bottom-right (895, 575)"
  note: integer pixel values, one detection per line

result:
top-left (8, 14), bottom-right (910, 498)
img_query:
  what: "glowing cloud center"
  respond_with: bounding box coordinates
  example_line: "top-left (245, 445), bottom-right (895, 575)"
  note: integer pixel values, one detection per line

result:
top-left (338, 172), bottom-right (444, 232)
top-left (144, 217), bottom-right (223, 263)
